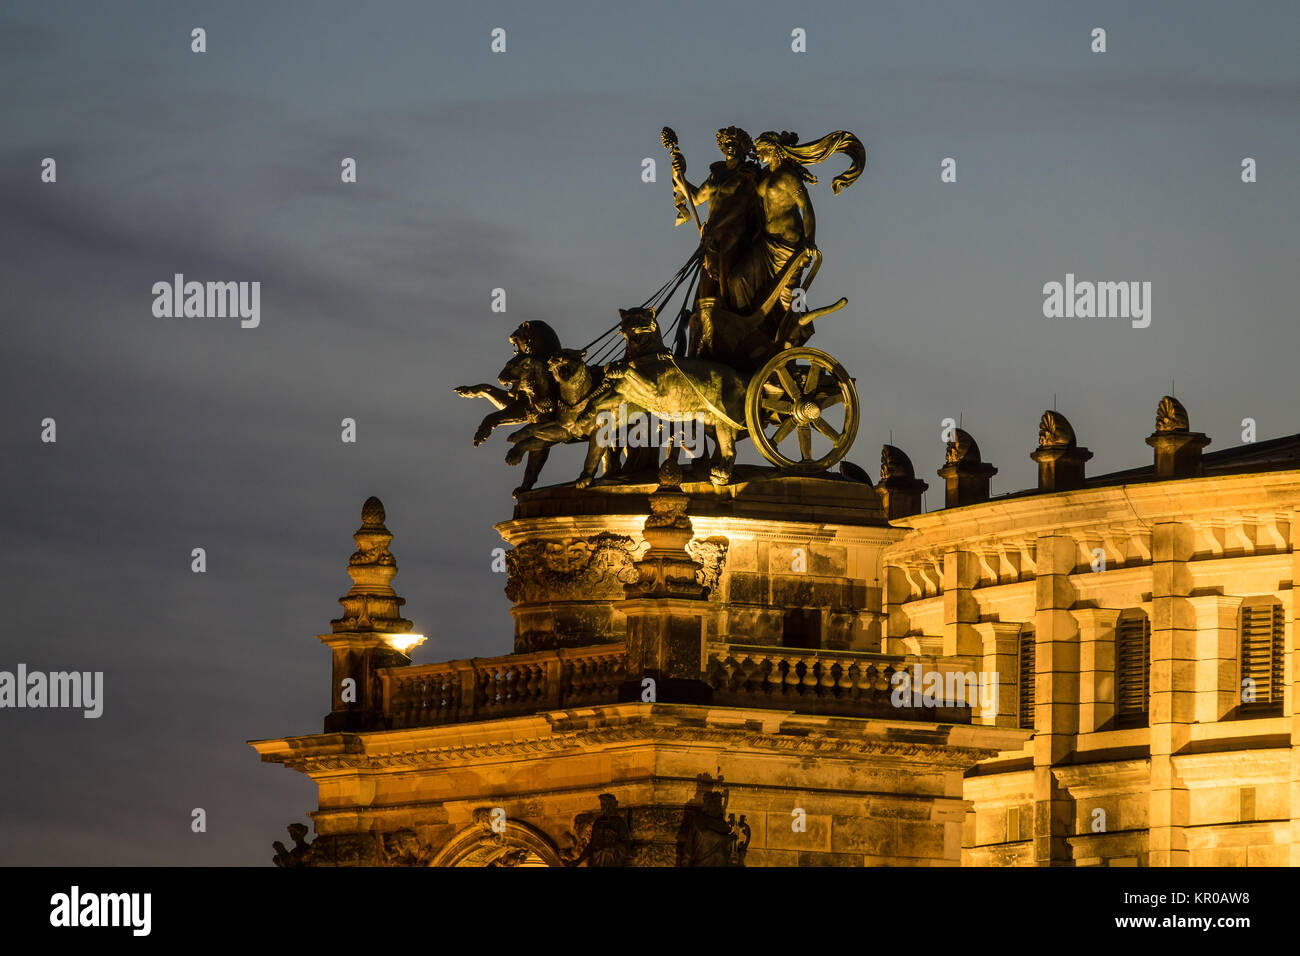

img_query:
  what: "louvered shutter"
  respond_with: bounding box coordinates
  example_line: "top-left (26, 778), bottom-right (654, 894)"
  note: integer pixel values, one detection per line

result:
top-left (1018, 629), bottom-right (1035, 730)
top-left (1115, 614), bottom-right (1150, 725)
top-left (1239, 603), bottom-right (1284, 716)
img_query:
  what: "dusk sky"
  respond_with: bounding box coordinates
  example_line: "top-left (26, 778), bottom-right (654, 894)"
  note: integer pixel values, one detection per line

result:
top-left (3, 1), bottom-right (1297, 864)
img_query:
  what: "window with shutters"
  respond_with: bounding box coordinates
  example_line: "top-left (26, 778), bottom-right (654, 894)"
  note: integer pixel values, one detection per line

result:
top-left (1018, 627), bottom-right (1035, 730)
top-left (1115, 611), bottom-right (1150, 728)
top-left (1237, 600), bottom-right (1285, 718)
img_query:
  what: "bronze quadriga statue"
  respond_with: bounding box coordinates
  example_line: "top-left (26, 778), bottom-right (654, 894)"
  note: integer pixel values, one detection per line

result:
top-left (457, 125), bottom-right (867, 494)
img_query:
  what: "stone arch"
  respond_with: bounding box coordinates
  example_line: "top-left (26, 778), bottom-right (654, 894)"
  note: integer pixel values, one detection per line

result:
top-left (429, 818), bottom-right (563, 868)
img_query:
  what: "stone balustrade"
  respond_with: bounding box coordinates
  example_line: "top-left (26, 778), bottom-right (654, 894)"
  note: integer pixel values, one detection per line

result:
top-left (382, 644), bottom-right (626, 729)
top-left (705, 643), bottom-right (975, 721)
top-left (381, 641), bottom-right (973, 728)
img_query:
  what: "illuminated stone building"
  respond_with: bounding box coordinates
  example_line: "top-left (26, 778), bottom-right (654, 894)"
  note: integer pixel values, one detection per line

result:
top-left (912, 399), bottom-right (1300, 867)
top-left (252, 396), bottom-right (1300, 866)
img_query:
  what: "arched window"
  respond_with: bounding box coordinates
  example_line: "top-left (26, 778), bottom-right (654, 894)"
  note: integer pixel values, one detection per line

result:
top-left (1238, 599), bottom-right (1285, 718)
top-left (1115, 611), bottom-right (1150, 728)
top-left (1018, 626), bottom-right (1035, 730)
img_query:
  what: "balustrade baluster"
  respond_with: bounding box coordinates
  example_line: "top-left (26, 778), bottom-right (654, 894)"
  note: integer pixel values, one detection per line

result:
top-left (784, 658), bottom-right (803, 694)
top-left (836, 661), bottom-right (854, 697)
top-left (741, 655), bottom-right (755, 693)
top-left (818, 659), bottom-right (836, 694)
top-left (873, 663), bottom-right (891, 693)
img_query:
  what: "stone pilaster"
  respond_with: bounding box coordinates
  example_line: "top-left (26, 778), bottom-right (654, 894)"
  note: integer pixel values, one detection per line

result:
top-left (1031, 534), bottom-right (1080, 865)
top-left (972, 621), bottom-right (1022, 727)
top-left (942, 550), bottom-right (982, 656)
top-left (1188, 594), bottom-right (1245, 724)
top-left (1148, 520), bottom-right (1195, 867)
top-left (1075, 608), bottom-right (1121, 734)
top-left (883, 564), bottom-right (913, 650)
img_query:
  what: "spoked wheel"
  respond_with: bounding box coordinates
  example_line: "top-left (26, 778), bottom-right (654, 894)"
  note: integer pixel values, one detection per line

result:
top-left (744, 347), bottom-right (859, 472)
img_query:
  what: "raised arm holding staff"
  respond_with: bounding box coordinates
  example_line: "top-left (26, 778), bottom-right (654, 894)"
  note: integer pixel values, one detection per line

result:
top-left (661, 127), bottom-right (701, 234)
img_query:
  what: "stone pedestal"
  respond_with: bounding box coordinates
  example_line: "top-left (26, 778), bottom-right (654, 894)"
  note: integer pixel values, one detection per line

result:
top-left (498, 466), bottom-right (899, 654)
top-left (1146, 430), bottom-right (1211, 479)
top-left (617, 598), bottom-right (712, 703)
top-left (615, 459), bottom-right (713, 703)
top-left (1031, 444), bottom-right (1093, 492)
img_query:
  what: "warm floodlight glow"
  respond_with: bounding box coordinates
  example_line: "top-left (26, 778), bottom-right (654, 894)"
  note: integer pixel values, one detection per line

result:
top-left (383, 633), bottom-right (425, 654)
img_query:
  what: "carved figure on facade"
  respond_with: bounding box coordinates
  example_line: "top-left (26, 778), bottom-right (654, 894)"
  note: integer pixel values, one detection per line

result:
top-left (504, 532), bottom-right (640, 603)
top-left (377, 828), bottom-right (436, 867)
top-left (562, 793), bottom-right (633, 867)
top-left (272, 822), bottom-right (315, 867)
top-left (679, 786), bottom-right (749, 867)
top-left (686, 536), bottom-right (729, 597)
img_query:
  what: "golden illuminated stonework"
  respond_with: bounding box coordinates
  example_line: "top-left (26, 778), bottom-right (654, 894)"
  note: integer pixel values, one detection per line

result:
top-left (252, 126), bottom-right (1300, 868)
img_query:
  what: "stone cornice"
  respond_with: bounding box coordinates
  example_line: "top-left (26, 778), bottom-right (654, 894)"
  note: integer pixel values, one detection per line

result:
top-left (889, 469), bottom-right (1300, 552)
top-left (1052, 758), bottom-right (1151, 796)
top-left (497, 514), bottom-right (903, 549)
top-left (250, 704), bottom-right (1022, 774)
top-left (1173, 747), bottom-right (1291, 785)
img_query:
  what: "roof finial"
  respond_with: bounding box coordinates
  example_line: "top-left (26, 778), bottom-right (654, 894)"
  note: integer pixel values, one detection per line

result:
top-left (1033, 410), bottom-right (1092, 491)
top-left (331, 497), bottom-right (415, 635)
top-left (1148, 396), bottom-right (1210, 478)
top-left (360, 495), bottom-right (386, 529)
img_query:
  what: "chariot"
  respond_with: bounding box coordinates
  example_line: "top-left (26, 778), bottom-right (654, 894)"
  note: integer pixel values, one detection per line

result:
top-left (456, 123), bottom-right (867, 493)
top-left (589, 242), bottom-right (861, 475)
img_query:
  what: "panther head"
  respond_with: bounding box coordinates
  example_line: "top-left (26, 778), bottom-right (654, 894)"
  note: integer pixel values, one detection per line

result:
top-left (617, 307), bottom-right (659, 339)
top-left (547, 348), bottom-right (589, 384)
top-left (508, 320), bottom-right (562, 359)
top-left (498, 351), bottom-right (534, 387)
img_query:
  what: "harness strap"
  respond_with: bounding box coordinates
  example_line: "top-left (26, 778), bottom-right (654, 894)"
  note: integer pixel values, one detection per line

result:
top-left (666, 355), bottom-right (747, 432)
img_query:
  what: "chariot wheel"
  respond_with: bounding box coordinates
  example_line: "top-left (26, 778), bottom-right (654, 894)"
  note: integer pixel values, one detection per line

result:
top-left (744, 347), bottom-right (859, 472)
